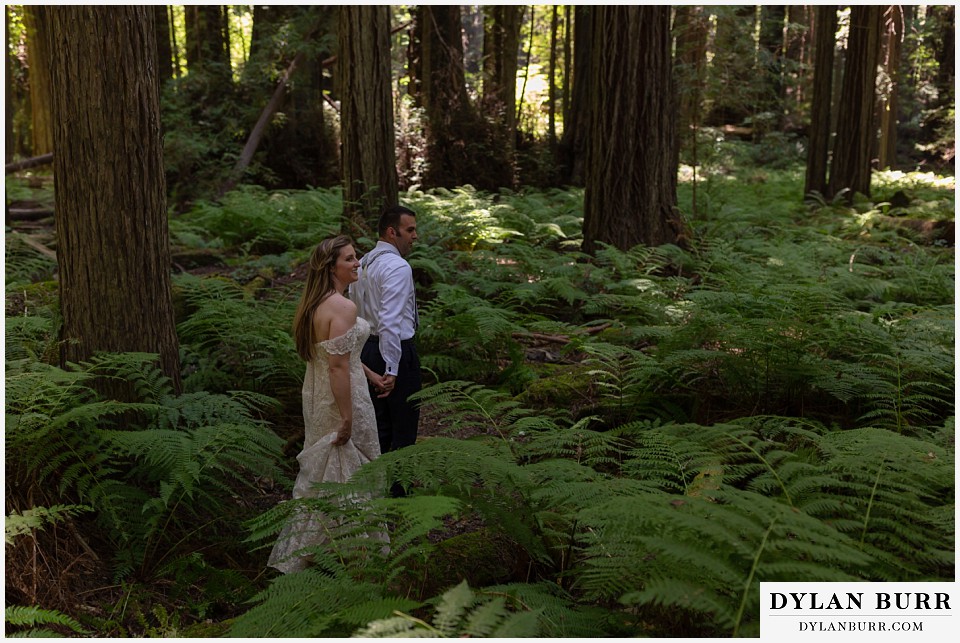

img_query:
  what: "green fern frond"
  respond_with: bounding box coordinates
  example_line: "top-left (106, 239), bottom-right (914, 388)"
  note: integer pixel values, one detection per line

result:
top-left (5, 605), bottom-right (89, 636)
top-left (355, 581), bottom-right (542, 638)
top-left (5, 505), bottom-right (90, 545)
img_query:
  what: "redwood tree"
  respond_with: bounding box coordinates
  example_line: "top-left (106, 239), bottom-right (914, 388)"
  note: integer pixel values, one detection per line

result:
top-left (558, 6), bottom-right (591, 186)
top-left (481, 5), bottom-right (522, 168)
top-left (582, 6), bottom-right (679, 253)
top-left (37, 6), bottom-right (182, 395)
top-left (828, 5), bottom-right (882, 200)
top-left (338, 5), bottom-right (399, 231)
top-left (23, 6), bottom-right (53, 156)
top-left (804, 5), bottom-right (838, 197)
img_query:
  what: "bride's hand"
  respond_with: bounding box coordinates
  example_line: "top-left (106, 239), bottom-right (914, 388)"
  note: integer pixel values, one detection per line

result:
top-left (333, 418), bottom-right (352, 445)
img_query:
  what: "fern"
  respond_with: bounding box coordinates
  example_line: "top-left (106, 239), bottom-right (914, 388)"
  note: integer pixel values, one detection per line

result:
top-left (5, 504), bottom-right (90, 545)
top-left (5, 605), bottom-right (90, 637)
top-left (6, 351), bottom-right (286, 578)
top-left (354, 581), bottom-right (541, 638)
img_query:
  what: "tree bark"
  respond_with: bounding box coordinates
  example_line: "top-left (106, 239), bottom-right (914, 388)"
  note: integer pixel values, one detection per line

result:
top-left (558, 6), bottom-right (591, 186)
top-left (5, 8), bottom-right (14, 162)
top-left (338, 5), bottom-right (399, 232)
top-left (417, 5), bottom-right (506, 190)
top-left (37, 5), bottom-right (182, 396)
top-left (828, 5), bottom-right (882, 200)
top-left (877, 6), bottom-right (904, 170)
top-left (583, 6), bottom-right (679, 253)
top-left (804, 6), bottom-right (837, 197)
top-left (154, 5), bottom-right (173, 86)
top-left (548, 5), bottom-right (559, 153)
top-left (23, 6), bottom-right (54, 156)
top-left (481, 6), bottom-right (522, 164)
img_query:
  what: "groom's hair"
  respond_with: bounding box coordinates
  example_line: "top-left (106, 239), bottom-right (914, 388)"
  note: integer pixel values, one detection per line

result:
top-left (378, 205), bottom-right (416, 237)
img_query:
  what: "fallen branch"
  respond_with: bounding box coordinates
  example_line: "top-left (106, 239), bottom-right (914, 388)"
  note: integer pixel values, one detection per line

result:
top-left (5, 153), bottom-right (53, 173)
top-left (513, 322), bottom-right (612, 345)
top-left (7, 208), bottom-right (55, 221)
top-left (11, 232), bottom-right (57, 260)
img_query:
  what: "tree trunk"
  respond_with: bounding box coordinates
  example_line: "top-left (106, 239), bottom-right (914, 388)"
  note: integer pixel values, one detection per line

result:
top-left (828, 5), bottom-right (882, 201)
top-left (154, 5), bottom-right (173, 86)
top-left (673, 6), bottom-right (709, 158)
top-left (558, 6), bottom-right (591, 186)
top-left (481, 6), bottom-right (522, 163)
top-left (23, 6), bottom-right (54, 156)
top-left (804, 6), bottom-right (837, 197)
top-left (757, 5), bottom-right (787, 135)
top-left (5, 7), bottom-right (14, 162)
top-left (185, 5), bottom-right (231, 85)
top-left (338, 5), bottom-right (399, 232)
top-left (36, 5), bottom-right (182, 396)
top-left (548, 5), bottom-right (559, 153)
top-left (877, 6), bottom-right (904, 170)
top-left (583, 6), bottom-right (679, 253)
top-left (417, 6), bottom-right (505, 190)
top-left (783, 6), bottom-right (812, 130)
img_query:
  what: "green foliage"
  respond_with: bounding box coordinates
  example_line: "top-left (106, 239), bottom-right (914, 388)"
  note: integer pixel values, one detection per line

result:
top-left (5, 351), bottom-right (286, 580)
top-left (175, 273), bottom-right (302, 396)
top-left (355, 581), bottom-right (541, 637)
top-left (5, 605), bottom-right (90, 637)
top-left (5, 504), bottom-right (90, 545)
top-left (6, 161), bottom-right (952, 637)
top-left (171, 185), bottom-right (342, 255)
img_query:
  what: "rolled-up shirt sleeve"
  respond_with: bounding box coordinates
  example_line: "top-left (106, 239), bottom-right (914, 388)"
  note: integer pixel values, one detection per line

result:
top-left (377, 261), bottom-right (414, 376)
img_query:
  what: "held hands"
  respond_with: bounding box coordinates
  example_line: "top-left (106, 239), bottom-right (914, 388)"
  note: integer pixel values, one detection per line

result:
top-left (376, 374), bottom-right (397, 399)
top-left (333, 418), bottom-right (353, 446)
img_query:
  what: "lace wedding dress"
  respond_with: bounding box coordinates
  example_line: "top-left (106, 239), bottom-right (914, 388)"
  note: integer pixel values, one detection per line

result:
top-left (268, 317), bottom-right (382, 573)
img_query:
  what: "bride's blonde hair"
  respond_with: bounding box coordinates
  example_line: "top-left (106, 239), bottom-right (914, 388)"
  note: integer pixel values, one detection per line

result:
top-left (292, 235), bottom-right (354, 361)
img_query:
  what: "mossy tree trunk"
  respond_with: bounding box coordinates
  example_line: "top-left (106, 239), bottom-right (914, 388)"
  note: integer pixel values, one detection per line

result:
top-left (338, 5), bottom-right (399, 232)
top-left (582, 6), bottom-right (679, 253)
top-left (828, 5), bottom-right (882, 201)
top-left (37, 5), bottom-right (182, 396)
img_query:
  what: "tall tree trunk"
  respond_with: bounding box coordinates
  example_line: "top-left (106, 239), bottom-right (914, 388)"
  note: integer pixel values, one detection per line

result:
top-left (185, 5), bottom-right (231, 85)
top-left (673, 6), bottom-right (709, 157)
top-left (154, 5), bottom-right (173, 86)
top-left (783, 6), bottom-right (812, 131)
top-left (23, 6), bottom-right (53, 155)
top-left (757, 5), bottom-right (786, 135)
top-left (878, 6), bottom-right (904, 170)
top-left (828, 5), bottom-right (882, 200)
top-left (583, 6), bottom-right (679, 253)
top-left (5, 7), bottom-right (14, 162)
top-left (561, 5), bottom-right (572, 132)
top-left (481, 6), bottom-right (522, 166)
top-left (804, 6), bottom-right (837, 197)
top-left (36, 5), bottom-right (182, 396)
top-left (338, 5), bottom-right (399, 232)
top-left (417, 6), bottom-right (506, 190)
top-left (558, 6), bottom-right (591, 186)
top-left (548, 5), bottom-right (559, 153)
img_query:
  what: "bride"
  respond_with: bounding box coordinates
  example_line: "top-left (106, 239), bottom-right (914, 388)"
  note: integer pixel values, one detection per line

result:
top-left (268, 235), bottom-right (388, 573)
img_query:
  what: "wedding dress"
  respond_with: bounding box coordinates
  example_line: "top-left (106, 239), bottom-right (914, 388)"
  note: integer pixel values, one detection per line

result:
top-left (268, 317), bottom-right (381, 573)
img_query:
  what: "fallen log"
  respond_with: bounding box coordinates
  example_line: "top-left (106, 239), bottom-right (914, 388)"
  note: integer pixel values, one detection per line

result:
top-left (5, 153), bottom-right (54, 173)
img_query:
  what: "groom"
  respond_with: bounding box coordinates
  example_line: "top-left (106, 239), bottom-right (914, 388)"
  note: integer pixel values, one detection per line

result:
top-left (353, 205), bottom-right (422, 472)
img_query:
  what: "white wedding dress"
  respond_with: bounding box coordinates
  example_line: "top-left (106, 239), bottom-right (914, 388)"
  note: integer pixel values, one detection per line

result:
top-left (268, 317), bottom-right (382, 573)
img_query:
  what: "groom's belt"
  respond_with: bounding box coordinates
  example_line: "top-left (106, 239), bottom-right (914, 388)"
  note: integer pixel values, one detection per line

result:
top-left (367, 335), bottom-right (415, 344)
